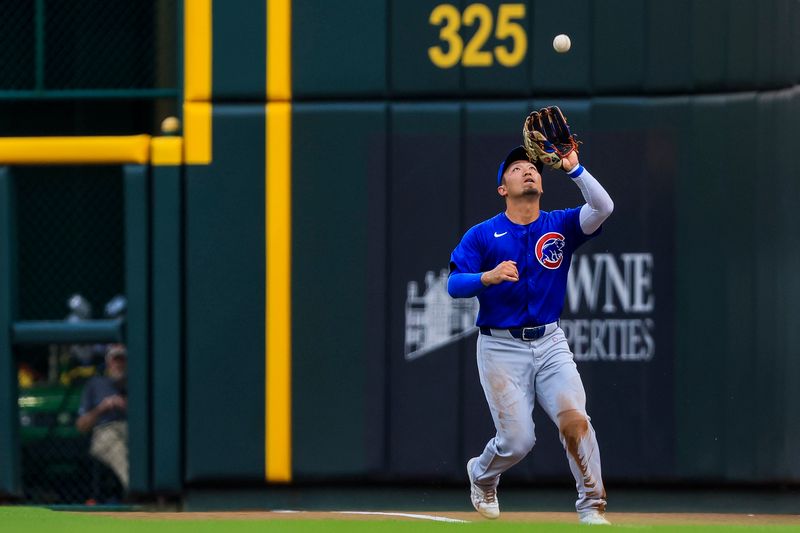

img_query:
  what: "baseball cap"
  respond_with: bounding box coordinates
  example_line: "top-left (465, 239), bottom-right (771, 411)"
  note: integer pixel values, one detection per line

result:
top-left (106, 344), bottom-right (127, 359)
top-left (496, 146), bottom-right (543, 186)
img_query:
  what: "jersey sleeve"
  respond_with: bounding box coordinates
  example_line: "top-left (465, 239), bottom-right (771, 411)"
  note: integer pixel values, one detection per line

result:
top-left (449, 226), bottom-right (484, 274)
top-left (563, 206), bottom-right (601, 249)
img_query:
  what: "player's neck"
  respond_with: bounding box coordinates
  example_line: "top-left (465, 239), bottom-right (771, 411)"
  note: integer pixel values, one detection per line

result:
top-left (504, 197), bottom-right (540, 225)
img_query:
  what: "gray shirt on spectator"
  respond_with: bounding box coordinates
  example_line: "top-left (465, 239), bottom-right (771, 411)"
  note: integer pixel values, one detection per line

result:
top-left (78, 376), bottom-right (127, 426)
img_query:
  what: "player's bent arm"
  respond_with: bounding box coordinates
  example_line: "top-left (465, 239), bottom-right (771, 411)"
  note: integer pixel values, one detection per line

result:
top-left (568, 164), bottom-right (614, 235)
top-left (448, 272), bottom-right (486, 298)
top-left (448, 259), bottom-right (519, 297)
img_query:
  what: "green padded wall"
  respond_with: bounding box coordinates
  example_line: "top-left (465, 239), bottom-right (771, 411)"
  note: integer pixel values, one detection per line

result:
top-left (176, 0), bottom-right (800, 487)
top-left (292, 1), bottom-right (387, 98)
top-left (151, 163), bottom-right (183, 491)
top-left (386, 103), bottom-right (464, 479)
top-left (124, 165), bottom-right (152, 493)
top-left (184, 105), bottom-right (266, 481)
top-left (531, 0), bottom-right (590, 94)
top-left (212, 0), bottom-right (266, 101)
top-left (644, 0), bottom-right (692, 92)
top-left (291, 104), bottom-right (388, 477)
top-left (191, 0), bottom-right (800, 102)
top-left (592, 0), bottom-right (646, 92)
top-left (675, 89), bottom-right (800, 480)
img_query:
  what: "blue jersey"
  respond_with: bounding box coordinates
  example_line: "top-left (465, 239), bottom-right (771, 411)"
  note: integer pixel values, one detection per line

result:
top-left (449, 208), bottom-right (600, 328)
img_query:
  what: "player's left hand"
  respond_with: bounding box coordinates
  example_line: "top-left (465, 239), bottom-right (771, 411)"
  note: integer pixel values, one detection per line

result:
top-left (560, 151), bottom-right (579, 173)
top-left (523, 106), bottom-right (580, 170)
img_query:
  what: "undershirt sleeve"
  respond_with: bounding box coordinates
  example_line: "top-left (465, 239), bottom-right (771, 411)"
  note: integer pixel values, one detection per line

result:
top-left (567, 164), bottom-right (614, 235)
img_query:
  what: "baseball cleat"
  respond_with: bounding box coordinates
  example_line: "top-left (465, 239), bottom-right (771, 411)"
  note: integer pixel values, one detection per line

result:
top-left (467, 457), bottom-right (500, 519)
top-left (578, 510), bottom-right (611, 525)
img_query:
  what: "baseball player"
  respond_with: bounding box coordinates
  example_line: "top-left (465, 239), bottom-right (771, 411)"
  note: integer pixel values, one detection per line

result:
top-left (447, 109), bottom-right (614, 525)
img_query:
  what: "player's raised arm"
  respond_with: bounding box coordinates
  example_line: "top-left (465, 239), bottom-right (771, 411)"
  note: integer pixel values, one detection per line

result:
top-left (523, 107), bottom-right (613, 235)
top-left (561, 152), bottom-right (614, 235)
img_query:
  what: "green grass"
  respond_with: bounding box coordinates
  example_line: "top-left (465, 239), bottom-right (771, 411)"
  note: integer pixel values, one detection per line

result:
top-left (1, 507), bottom-right (800, 533)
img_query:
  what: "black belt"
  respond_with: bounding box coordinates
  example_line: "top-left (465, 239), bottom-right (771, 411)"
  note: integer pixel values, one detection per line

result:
top-left (480, 324), bottom-right (552, 341)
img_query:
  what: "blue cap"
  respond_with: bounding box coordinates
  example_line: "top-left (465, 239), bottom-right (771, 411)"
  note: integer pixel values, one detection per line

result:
top-left (497, 146), bottom-right (542, 186)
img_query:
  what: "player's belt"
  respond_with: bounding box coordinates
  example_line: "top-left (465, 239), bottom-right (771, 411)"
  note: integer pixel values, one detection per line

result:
top-left (480, 321), bottom-right (559, 341)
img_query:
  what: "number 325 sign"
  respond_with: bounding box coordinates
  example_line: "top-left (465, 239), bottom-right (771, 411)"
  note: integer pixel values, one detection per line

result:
top-left (428, 3), bottom-right (527, 68)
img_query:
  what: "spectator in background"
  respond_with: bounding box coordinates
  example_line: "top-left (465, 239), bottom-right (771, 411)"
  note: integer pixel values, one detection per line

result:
top-left (76, 344), bottom-right (129, 491)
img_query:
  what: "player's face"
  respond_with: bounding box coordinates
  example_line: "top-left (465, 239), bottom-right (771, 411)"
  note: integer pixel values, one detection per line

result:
top-left (498, 160), bottom-right (542, 199)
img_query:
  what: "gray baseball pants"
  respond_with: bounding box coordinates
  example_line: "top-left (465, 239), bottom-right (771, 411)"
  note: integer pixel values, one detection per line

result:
top-left (470, 325), bottom-right (607, 514)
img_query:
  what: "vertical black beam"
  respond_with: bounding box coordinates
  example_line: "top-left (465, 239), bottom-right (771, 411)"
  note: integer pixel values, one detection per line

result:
top-left (0, 167), bottom-right (19, 497)
top-left (151, 163), bottom-right (183, 492)
top-left (124, 164), bottom-right (151, 494)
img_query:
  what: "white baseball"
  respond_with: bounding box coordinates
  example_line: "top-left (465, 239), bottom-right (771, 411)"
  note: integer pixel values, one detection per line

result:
top-left (553, 34), bottom-right (571, 53)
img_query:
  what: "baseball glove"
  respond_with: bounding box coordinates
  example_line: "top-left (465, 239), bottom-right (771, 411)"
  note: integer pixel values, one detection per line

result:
top-left (523, 106), bottom-right (579, 170)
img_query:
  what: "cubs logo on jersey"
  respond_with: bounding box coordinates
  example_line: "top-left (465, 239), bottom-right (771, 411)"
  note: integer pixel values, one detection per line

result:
top-left (536, 232), bottom-right (566, 269)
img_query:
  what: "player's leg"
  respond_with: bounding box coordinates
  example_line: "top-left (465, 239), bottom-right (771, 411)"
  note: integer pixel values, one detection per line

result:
top-left (533, 328), bottom-right (607, 522)
top-left (470, 333), bottom-right (537, 487)
top-left (468, 333), bottom-right (537, 519)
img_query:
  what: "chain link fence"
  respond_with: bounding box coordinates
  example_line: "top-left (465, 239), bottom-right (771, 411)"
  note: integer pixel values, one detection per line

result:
top-left (15, 166), bottom-right (124, 321)
top-left (1, 0), bottom-right (173, 504)
top-left (0, 1), bottom-right (35, 90)
top-left (18, 343), bottom-right (126, 504)
top-left (14, 165), bottom-right (127, 504)
top-left (0, 0), bottom-right (176, 95)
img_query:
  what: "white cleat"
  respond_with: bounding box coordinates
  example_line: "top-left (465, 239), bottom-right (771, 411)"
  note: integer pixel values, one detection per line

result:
top-left (579, 510), bottom-right (611, 525)
top-left (467, 457), bottom-right (500, 519)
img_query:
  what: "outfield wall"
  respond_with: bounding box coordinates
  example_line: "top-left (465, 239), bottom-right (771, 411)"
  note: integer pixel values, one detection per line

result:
top-left (181, 92), bottom-right (800, 487)
top-left (180, 0), bottom-right (800, 488)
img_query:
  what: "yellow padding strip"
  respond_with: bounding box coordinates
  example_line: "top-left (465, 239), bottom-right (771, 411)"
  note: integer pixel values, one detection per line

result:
top-left (265, 102), bottom-right (292, 482)
top-left (151, 137), bottom-right (184, 166)
top-left (184, 0), bottom-right (212, 102)
top-left (0, 135), bottom-right (151, 165)
top-left (267, 0), bottom-right (291, 100)
top-left (183, 102), bottom-right (212, 165)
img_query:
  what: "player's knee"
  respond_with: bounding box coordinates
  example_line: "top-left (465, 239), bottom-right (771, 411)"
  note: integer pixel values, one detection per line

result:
top-left (558, 409), bottom-right (589, 447)
top-left (506, 432), bottom-right (536, 459)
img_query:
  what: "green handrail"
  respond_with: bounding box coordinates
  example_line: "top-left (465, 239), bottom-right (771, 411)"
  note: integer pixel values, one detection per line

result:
top-left (0, 89), bottom-right (179, 100)
top-left (12, 319), bottom-right (124, 345)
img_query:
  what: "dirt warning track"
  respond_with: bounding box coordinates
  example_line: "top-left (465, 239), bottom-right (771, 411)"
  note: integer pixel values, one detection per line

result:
top-left (84, 510), bottom-right (800, 525)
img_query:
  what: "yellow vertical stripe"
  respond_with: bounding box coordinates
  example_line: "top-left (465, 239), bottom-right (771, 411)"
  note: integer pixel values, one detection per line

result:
top-left (267, 0), bottom-right (292, 100)
top-left (266, 0), bottom-right (292, 482)
top-left (184, 0), bottom-right (212, 102)
top-left (183, 102), bottom-right (212, 164)
top-left (265, 102), bottom-right (292, 482)
top-left (184, 0), bottom-right (213, 164)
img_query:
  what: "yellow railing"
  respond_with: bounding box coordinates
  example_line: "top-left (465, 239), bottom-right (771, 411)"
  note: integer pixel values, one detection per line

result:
top-left (0, 135), bottom-right (183, 166)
